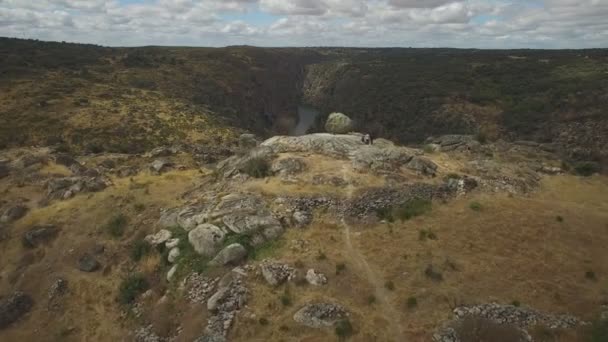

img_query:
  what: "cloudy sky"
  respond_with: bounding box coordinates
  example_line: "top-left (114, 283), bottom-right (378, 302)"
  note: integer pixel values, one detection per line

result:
top-left (1, 0), bottom-right (607, 48)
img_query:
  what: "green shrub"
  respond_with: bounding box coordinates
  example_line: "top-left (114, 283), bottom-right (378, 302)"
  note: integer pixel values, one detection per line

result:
top-left (335, 319), bottom-right (353, 340)
top-left (316, 251), bottom-right (327, 261)
top-left (335, 262), bottom-right (347, 275)
top-left (106, 214), bottom-right (128, 237)
top-left (407, 296), bottom-right (418, 309)
top-left (240, 157), bottom-right (270, 178)
top-left (394, 199), bottom-right (432, 221)
top-left (511, 300), bottom-right (521, 307)
top-left (419, 229), bottom-right (437, 241)
top-left (259, 318), bottom-right (269, 325)
top-left (556, 215), bottom-right (564, 222)
top-left (367, 295), bottom-right (376, 305)
top-left (130, 240), bottom-right (151, 262)
top-left (134, 203), bottom-right (146, 213)
top-left (118, 273), bottom-right (148, 304)
top-left (585, 270), bottom-right (597, 280)
top-left (280, 293), bottom-right (292, 306)
top-left (589, 318), bottom-right (608, 342)
top-left (574, 161), bottom-right (600, 177)
top-left (425, 264), bottom-right (443, 282)
top-left (469, 201), bottom-right (483, 211)
top-left (375, 206), bottom-right (395, 223)
top-left (384, 280), bottom-right (395, 291)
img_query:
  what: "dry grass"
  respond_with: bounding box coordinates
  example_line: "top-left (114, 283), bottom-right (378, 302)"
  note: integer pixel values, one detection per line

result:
top-left (234, 175), bottom-right (608, 341)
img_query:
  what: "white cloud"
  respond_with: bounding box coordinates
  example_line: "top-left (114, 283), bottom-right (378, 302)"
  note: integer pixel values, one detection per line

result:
top-left (0, 0), bottom-right (607, 48)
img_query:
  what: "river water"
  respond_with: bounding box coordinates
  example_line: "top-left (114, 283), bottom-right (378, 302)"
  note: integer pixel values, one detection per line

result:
top-left (291, 105), bottom-right (320, 136)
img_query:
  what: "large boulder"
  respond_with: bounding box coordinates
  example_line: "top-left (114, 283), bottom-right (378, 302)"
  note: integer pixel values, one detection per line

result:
top-left (325, 113), bottom-right (353, 134)
top-left (209, 244), bottom-right (248, 266)
top-left (188, 224), bottom-right (226, 257)
top-left (0, 205), bottom-right (28, 223)
top-left (0, 291), bottom-right (33, 329)
top-left (22, 225), bottom-right (59, 248)
top-left (293, 302), bottom-right (348, 328)
top-left (262, 134), bottom-right (362, 158)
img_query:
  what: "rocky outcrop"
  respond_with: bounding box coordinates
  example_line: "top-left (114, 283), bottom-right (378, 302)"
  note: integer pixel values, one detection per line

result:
top-left (427, 135), bottom-right (481, 152)
top-left (346, 184), bottom-right (439, 218)
top-left (293, 302), bottom-right (347, 328)
top-left (325, 112), bottom-right (353, 134)
top-left (215, 147), bottom-right (274, 179)
top-left (351, 145), bottom-right (414, 172)
top-left (433, 303), bottom-right (583, 342)
top-left (188, 224), bottom-right (226, 257)
top-left (262, 134), bottom-right (362, 158)
top-left (407, 156), bottom-right (438, 176)
top-left (0, 291), bottom-right (33, 329)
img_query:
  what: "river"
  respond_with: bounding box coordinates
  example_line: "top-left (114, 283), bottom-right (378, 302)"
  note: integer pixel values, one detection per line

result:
top-left (291, 105), bottom-right (320, 136)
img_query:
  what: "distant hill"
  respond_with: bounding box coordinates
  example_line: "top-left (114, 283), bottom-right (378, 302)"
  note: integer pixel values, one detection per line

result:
top-left (1, 37), bottom-right (606, 168)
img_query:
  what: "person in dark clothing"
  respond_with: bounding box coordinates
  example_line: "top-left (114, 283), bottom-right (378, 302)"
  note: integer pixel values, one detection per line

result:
top-left (362, 133), bottom-right (374, 145)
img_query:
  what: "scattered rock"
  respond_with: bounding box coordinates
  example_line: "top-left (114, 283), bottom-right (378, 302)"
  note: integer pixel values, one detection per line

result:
top-left (0, 204), bottom-right (28, 223)
top-left (165, 238), bottom-right (180, 249)
top-left (260, 260), bottom-right (296, 286)
top-left (146, 146), bottom-right (178, 158)
top-left (293, 302), bottom-right (347, 328)
top-left (305, 269), bottom-right (328, 286)
top-left (168, 247), bottom-right (180, 263)
top-left (325, 112), bottom-right (353, 134)
top-left (205, 270), bottom-right (248, 338)
top-left (184, 273), bottom-right (219, 304)
top-left (149, 159), bottom-right (173, 174)
top-left (209, 243), bottom-right (248, 266)
top-left (271, 157), bottom-right (306, 177)
top-left (0, 291), bottom-right (33, 329)
top-left (22, 224), bottom-right (59, 248)
top-left (166, 265), bottom-right (178, 282)
top-left (46, 176), bottom-right (108, 200)
top-left (144, 229), bottom-right (172, 246)
top-left (292, 210), bottom-right (312, 227)
top-left (47, 278), bottom-right (68, 310)
top-left (188, 224), bottom-right (226, 257)
top-left (77, 254), bottom-right (100, 272)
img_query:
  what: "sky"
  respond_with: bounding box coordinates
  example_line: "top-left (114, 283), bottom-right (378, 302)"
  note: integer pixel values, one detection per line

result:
top-left (1, 0), bottom-right (607, 48)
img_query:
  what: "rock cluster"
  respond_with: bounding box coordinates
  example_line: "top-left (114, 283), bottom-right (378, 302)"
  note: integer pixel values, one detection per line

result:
top-left (184, 273), bottom-right (219, 304)
top-left (293, 302), bottom-right (347, 328)
top-left (427, 135), bottom-right (481, 152)
top-left (433, 303), bottom-right (583, 342)
top-left (46, 176), bottom-right (108, 200)
top-left (260, 260), bottom-right (297, 286)
top-left (345, 184), bottom-right (438, 218)
top-left (204, 270), bottom-right (248, 340)
top-left (305, 269), bottom-right (328, 286)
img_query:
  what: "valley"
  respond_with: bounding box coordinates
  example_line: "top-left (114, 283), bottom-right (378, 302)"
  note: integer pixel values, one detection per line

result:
top-left (0, 38), bottom-right (607, 342)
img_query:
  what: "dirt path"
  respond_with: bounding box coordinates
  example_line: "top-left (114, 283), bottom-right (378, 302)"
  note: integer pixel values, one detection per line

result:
top-left (340, 166), bottom-right (404, 341)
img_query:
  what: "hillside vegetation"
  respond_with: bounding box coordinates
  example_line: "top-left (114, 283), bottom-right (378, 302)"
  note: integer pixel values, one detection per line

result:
top-left (1, 38), bottom-right (607, 169)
